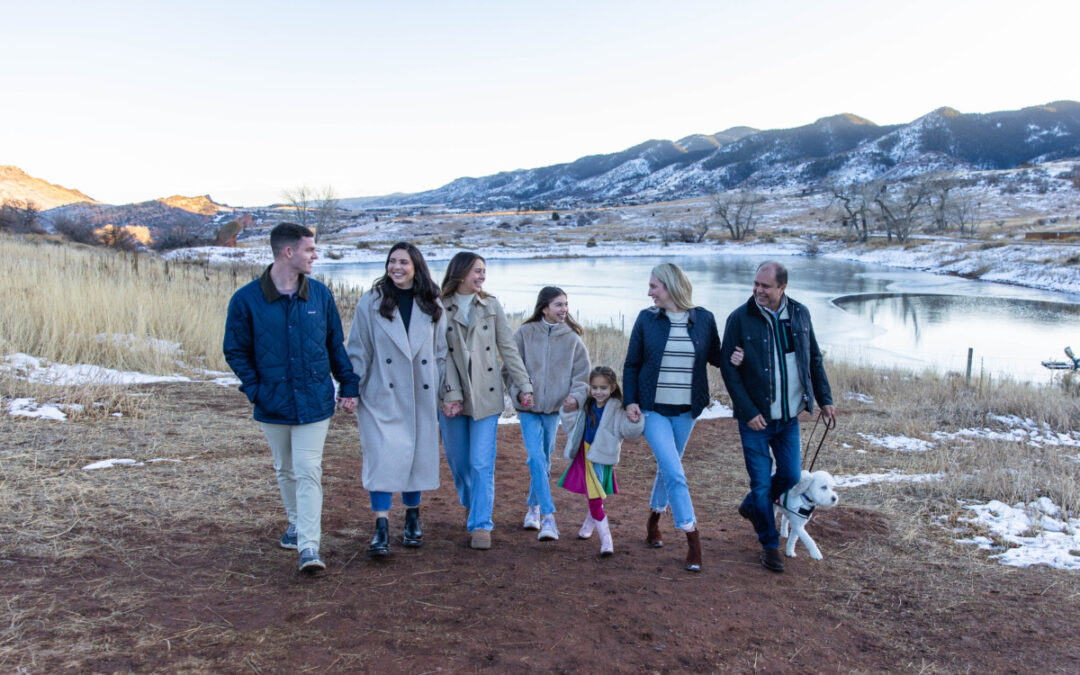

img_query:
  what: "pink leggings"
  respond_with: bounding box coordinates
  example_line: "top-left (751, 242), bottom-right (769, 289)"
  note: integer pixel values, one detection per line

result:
top-left (588, 497), bottom-right (606, 521)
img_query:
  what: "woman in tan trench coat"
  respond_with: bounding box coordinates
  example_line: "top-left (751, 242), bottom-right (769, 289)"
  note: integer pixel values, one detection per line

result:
top-left (347, 242), bottom-right (447, 557)
top-left (438, 251), bottom-right (533, 550)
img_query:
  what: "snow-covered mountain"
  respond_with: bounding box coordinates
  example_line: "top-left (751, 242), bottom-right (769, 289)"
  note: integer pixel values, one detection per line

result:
top-left (343, 101), bottom-right (1080, 210)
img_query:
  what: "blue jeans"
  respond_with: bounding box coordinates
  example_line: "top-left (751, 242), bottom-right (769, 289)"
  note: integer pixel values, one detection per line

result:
top-left (369, 491), bottom-right (422, 512)
top-left (643, 411), bottom-right (698, 530)
top-left (738, 418), bottom-right (801, 550)
top-left (519, 411), bottom-right (560, 516)
top-left (439, 412), bottom-right (499, 532)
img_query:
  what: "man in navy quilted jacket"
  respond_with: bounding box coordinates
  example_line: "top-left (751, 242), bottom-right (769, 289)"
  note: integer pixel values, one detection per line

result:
top-left (224, 222), bottom-right (359, 574)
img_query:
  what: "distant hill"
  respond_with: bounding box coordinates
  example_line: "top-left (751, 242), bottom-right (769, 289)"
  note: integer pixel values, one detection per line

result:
top-left (0, 165), bottom-right (98, 210)
top-left (158, 194), bottom-right (223, 216)
top-left (344, 101), bottom-right (1080, 210)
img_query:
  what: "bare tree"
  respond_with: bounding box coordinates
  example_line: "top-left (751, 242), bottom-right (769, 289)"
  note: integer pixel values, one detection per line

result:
top-left (829, 181), bottom-right (873, 242)
top-left (950, 192), bottom-right (982, 235)
top-left (924, 174), bottom-right (955, 233)
top-left (0, 199), bottom-right (41, 233)
top-left (312, 186), bottom-right (342, 242)
top-left (281, 185), bottom-right (314, 228)
top-left (871, 180), bottom-right (928, 244)
top-left (711, 190), bottom-right (762, 240)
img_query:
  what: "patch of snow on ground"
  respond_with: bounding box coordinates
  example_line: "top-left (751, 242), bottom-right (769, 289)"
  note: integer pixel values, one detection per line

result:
top-left (931, 413), bottom-right (1080, 448)
top-left (82, 458), bottom-right (143, 470)
top-left (95, 333), bottom-right (182, 355)
top-left (6, 397), bottom-right (68, 421)
top-left (956, 498), bottom-right (1080, 570)
top-left (697, 401), bottom-right (734, 419)
top-left (834, 470), bottom-right (945, 488)
top-left (844, 392), bottom-right (874, 404)
top-left (2, 353), bottom-right (192, 386)
top-left (857, 432), bottom-right (934, 452)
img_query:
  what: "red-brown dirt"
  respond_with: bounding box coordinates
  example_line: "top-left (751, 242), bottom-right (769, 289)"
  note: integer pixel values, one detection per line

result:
top-left (5, 385), bottom-right (1079, 673)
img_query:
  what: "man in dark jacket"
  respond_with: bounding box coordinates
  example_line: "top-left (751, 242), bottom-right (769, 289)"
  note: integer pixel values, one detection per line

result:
top-left (719, 261), bottom-right (834, 573)
top-left (224, 223), bottom-right (359, 574)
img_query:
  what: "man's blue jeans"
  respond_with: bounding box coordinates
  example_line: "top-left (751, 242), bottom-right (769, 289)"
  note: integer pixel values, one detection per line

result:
top-left (439, 412), bottom-right (499, 532)
top-left (644, 411), bottom-right (698, 531)
top-left (738, 418), bottom-right (801, 550)
top-left (519, 411), bottom-right (560, 516)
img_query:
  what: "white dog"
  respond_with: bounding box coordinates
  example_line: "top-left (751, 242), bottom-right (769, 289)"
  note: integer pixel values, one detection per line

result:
top-left (775, 470), bottom-right (839, 560)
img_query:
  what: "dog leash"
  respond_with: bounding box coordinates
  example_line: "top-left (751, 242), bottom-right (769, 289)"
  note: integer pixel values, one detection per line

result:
top-left (803, 412), bottom-right (836, 472)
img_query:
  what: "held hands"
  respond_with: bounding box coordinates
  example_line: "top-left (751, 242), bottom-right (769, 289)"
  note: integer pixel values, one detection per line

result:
top-left (336, 396), bottom-right (358, 414)
top-left (625, 403), bottom-right (642, 423)
top-left (730, 346), bottom-right (745, 367)
top-left (441, 400), bottom-right (462, 418)
top-left (561, 395), bottom-right (578, 412)
top-left (517, 392), bottom-right (534, 409)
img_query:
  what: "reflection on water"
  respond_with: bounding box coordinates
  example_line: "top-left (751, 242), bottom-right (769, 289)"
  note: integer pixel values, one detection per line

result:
top-left (315, 254), bottom-right (1080, 381)
top-left (832, 293), bottom-right (1080, 380)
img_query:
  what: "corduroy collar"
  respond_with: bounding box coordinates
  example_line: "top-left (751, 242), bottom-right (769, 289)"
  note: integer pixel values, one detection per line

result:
top-left (260, 264), bottom-right (310, 302)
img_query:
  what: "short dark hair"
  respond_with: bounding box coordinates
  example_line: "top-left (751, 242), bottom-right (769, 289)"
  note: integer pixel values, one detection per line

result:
top-left (270, 222), bottom-right (314, 258)
top-left (757, 261), bottom-right (788, 287)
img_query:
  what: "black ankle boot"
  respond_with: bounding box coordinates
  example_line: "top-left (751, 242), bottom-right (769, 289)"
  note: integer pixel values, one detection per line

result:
top-left (402, 507), bottom-right (423, 547)
top-left (368, 517), bottom-right (390, 557)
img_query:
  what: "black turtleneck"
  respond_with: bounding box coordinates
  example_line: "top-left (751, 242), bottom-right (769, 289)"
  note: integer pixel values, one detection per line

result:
top-left (394, 284), bottom-right (414, 332)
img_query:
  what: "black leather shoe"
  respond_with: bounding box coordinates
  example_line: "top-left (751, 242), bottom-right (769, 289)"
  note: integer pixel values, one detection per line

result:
top-left (368, 517), bottom-right (390, 557)
top-left (760, 548), bottom-right (784, 573)
top-left (402, 507), bottom-right (423, 548)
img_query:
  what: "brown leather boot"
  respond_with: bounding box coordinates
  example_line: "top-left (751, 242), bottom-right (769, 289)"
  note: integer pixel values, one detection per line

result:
top-left (685, 529), bottom-right (702, 572)
top-left (646, 511), bottom-right (663, 548)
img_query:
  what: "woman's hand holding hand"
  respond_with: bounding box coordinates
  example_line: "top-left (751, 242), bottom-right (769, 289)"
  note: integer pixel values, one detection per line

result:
top-left (441, 401), bottom-right (461, 418)
top-left (518, 392), bottom-right (534, 409)
top-left (562, 396), bottom-right (578, 412)
top-left (625, 403), bottom-right (642, 423)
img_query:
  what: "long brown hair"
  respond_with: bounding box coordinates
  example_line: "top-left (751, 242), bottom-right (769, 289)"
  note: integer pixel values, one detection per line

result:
top-left (374, 242), bottom-right (442, 322)
top-left (439, 251), bottom-right (489, 300)
top-left (523, 286), bottom-right (583, 336)
top-left (585, 365), bottom-right (622, 427)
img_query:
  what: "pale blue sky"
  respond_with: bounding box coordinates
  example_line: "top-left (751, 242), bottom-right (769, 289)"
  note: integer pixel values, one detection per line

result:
top-left (3, 0), bottom-right (1078, 205)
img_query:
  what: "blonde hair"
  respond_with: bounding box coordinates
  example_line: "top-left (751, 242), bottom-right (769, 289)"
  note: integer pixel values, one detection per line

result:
top-left (651, 263), bottom-right (694, 311)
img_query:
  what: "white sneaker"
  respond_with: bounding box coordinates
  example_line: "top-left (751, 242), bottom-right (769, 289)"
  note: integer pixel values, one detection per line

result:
top-left (523, 506), bottom-right (541, 530)
top-left (578, 514), bottom-right (596, 539)
top-left (595, 516), bottom-right (614, 556)
top-left (538, 515), bottom-right (559, 541)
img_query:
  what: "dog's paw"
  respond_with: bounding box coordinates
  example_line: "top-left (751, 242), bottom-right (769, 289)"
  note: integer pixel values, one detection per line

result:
top-left (809, 551), bottom-right (823, 560)
top-left (785, 550), bottom-right (797, 558)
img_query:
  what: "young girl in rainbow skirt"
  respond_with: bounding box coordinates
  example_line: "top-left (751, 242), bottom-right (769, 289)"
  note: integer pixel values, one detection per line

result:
top-left (558, 366), bottom-right (644, 556)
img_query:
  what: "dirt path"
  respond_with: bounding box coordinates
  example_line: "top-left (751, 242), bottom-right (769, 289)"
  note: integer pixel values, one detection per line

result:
top-left (4, 384), bottom-right (1079, 673)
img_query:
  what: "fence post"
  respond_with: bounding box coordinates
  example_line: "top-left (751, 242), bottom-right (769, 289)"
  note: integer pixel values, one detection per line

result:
top-left (965, 348), bottom-right (974, 387)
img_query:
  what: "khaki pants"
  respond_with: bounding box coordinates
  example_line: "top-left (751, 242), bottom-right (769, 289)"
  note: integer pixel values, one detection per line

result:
top-left (260, 419), bottom-right (331, 553)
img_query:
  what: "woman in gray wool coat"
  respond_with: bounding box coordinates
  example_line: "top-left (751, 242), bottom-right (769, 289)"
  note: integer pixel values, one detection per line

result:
top-left (346, 242), bottom-right (447, 558)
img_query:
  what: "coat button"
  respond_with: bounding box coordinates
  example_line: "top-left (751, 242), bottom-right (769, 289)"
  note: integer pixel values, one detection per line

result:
top-left (448, 326), bottom-right (453, 332)
top-left (449, 347), bottom-right (454, 352)
top-left (389, 383), bottom-right (394, 388)
top-left (489, 387), bottom-right (495, 392)
top-left (483, 325), bottom-right (488, 330)
top-left (487, 367), bottom-right (493, 372)
top-left (386, 358), bottom-right (392, 364)
top-left (421, 359), bottom-right (427, 365)
top-left (485, 346), bottom-right (491, 351)
top-left (423, 384), bottom-right (429, 389)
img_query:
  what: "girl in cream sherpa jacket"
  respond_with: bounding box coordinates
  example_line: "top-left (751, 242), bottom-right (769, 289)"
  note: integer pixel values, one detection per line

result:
top-left (558, 366), bottom-right (644, 556)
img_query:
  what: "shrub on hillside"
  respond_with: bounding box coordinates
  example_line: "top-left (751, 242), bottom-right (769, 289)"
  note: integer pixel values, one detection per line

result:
top-left (0, 199), bottom-right (43, 234)
top-left (52, 213), bottom-right (98, 245)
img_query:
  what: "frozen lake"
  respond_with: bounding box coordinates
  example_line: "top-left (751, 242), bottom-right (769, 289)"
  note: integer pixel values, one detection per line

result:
top-left (315, 254), bottom-right (1080, 382)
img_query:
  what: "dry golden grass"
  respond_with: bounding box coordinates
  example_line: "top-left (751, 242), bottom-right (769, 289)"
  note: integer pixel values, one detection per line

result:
top-left (0, 234), bottom-right (260, 375)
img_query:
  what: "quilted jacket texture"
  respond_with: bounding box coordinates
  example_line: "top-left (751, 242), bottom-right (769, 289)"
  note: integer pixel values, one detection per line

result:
top-left (224, 266), bottom-right (360, 425)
